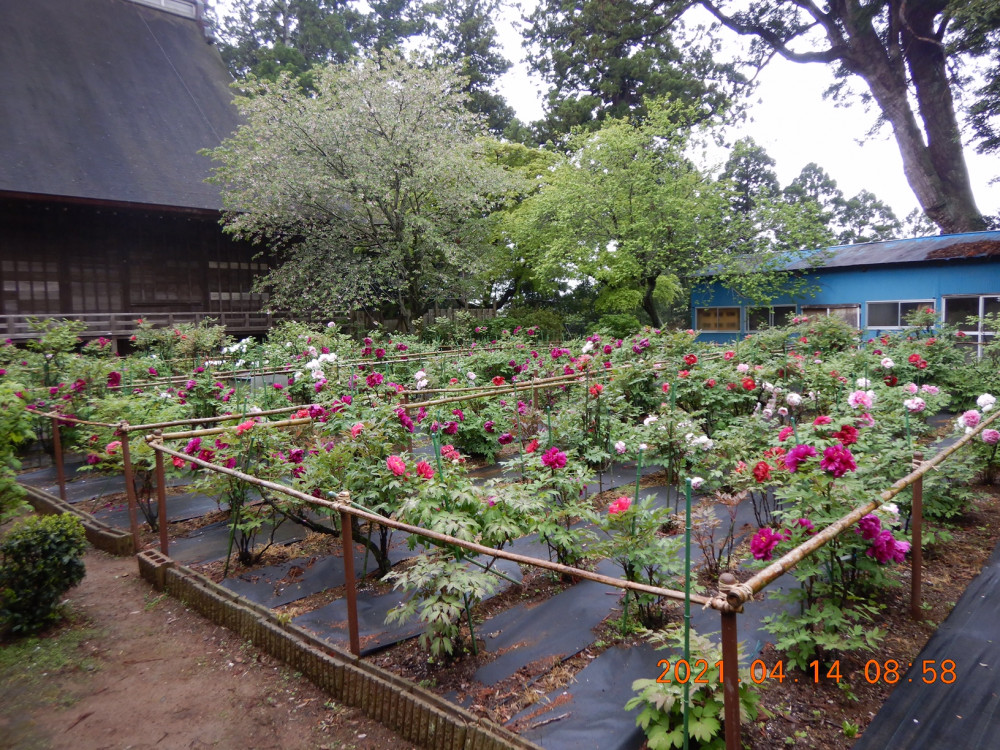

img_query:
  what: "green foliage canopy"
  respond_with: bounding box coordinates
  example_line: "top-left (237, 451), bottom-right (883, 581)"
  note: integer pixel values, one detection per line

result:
top-left (207, 53), bottom-right (524, 330)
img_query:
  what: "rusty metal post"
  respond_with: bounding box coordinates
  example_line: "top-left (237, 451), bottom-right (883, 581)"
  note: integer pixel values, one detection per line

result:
top-left (51, 416), bottom-right (67, 502)
top-left (911, 451), bottom-right (924, 620)
top-left (118, 423), bottom-right (141, 551)
top-left (154, 431), bottom-right (168, 555)
top-left (719, 575), bottom-right (741, 750)
top-left (341, 509), bottom-right (361, 657)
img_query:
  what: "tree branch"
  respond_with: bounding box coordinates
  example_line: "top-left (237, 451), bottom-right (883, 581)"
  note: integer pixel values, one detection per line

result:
top-left (696, 0), bottom-right (842, 64)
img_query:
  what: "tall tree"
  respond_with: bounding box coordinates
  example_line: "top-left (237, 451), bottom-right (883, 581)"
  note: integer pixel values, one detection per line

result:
top-left (529, 0), bottom-right (996, 233)
top-left (720, 136), bottom-right (780, 215)
top-left (782, 163), bottom-right (901, 244)
top-left (524, 0), bottom-right (745, 140)
top-left (214, 0), bottom-right (365, 84)
top-left (424, 0), bottom-right (515, 134)
top-left (505, 100), bottom-right (730, 327)
top-left (206, 53), bottom-right (523, 330)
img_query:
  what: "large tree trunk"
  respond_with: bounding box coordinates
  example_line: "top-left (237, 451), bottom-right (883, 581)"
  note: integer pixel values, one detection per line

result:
top-left (837, 1), bottom-right (986, 233)
top-left (698, 0), bottom-right (987, 234)
top-left (641, 275), bottom-right (664, 328)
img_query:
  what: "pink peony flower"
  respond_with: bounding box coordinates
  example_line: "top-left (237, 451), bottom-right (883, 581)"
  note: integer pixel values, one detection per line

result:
top-left (723, 350), bottom-right (735, 360)
top-left (350, 422), bottom-right (364, 438)
top-left (386, 456), bottom-right (407, 476)
top-left (778, 426), bottom-right (795, 442)
top-left (963, 410), bottom-right (982, 428)
top-left (903, 397), bottom-right (926, 412)
top-left (415, 460), bottom-right (434, 479)
top-left (608, 496), bottom-right (632, 515)
top-left (982, 429), bottom-right (1000, 445)
top-left (847, 390), bottom-right (875, 409)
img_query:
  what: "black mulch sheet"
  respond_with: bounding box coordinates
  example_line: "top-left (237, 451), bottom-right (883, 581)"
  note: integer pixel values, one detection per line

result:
top-left (93, 491), bottom-right (222, 526)
top-left (295, 557), bottom-right (523, 656)
top-left (475, 559), bottom-right (621, 686)
top-left (511, 573), bottom-right (801, 750)
top-left (167, 516), bottom-right (309, 565)
top-left (220, 536), bottom-right (419, 609)
top-left (852, 554), bottom-right (1000, 749)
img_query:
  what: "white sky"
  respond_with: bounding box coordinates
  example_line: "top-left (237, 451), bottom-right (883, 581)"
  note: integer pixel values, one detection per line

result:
top-left (210, 0), bottom-right (1000, 223)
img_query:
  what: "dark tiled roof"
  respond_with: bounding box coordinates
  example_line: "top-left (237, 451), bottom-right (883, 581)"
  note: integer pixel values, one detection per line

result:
top-left (785, 231), bottom-right (1000, 270)
top-left (0, 0), bottom-right (239, 210)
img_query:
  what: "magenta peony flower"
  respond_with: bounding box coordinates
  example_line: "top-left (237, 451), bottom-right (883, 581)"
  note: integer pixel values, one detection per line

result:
top-left (983, 429), bottom-right (1000, 445)
top-left (751, 527), bottom-right (789, 561)
top-left (541, 447), bottom-right (567, 469)
top-left (867, 529), bottom-right (910, 564)
top-left (784, 444), bottom-right (818, 472)
top-left (498, 432), bottom-right (514, 445)
top-left (820, 444), bottom-right (857, 477)
top-left (856, 513), bottom-right (881, 540)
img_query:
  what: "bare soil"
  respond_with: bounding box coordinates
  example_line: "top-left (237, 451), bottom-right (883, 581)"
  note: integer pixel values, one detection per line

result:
top-left (0, 546), bottom-right (416, 750)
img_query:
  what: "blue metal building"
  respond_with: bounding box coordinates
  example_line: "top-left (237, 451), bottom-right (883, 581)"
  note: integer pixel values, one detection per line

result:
top-left (690, 231), bottom-right (1000, 352)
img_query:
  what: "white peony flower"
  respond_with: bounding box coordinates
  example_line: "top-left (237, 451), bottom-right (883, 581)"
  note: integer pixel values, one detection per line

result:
top-left (977, 393), bottom-right (996, 412)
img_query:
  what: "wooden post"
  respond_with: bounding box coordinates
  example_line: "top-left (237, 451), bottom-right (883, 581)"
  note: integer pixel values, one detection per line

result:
top-left (341, 510), bottom-right (361, 658)
top-left (720, 573), bottom-right (741, 750)
top-left (51, 416), bottom-right (67, 502)
top-left (911, 451), bottom-right (924, 620)
top-left (154, 431), bottom-right (168, 554)
top-left (118, 423), bottom-right (141, 551)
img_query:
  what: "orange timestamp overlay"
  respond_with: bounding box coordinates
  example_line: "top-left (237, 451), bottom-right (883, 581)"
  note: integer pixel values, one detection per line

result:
top-left (655, 658), bottom-right (958, 685)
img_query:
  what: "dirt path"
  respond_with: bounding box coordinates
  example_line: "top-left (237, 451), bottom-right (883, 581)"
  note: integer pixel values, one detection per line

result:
top-left (0, 547), bottom-right (415, 750)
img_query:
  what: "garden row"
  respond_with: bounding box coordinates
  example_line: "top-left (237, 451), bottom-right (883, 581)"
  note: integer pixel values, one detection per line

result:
top-left (5, 309), bottom-right (1000, 748)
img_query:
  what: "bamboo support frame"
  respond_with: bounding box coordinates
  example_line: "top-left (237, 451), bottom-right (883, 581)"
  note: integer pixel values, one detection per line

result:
top-left (911, 451), bottom-right (924, 620)
top-left (723, 408), bottom-right (1000, 610)
top-left (118, 422), bottom-right (141, 550)
top-left (50, 416), bottom-right (67, 502)
top-left (144, 434), bottom-right (728, 611)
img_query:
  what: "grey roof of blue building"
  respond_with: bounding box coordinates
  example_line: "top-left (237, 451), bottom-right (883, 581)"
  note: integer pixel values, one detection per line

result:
top-left (0, 0), bottom-right (240, 211)
top-left (783, 230), bottom-right (1000, 271)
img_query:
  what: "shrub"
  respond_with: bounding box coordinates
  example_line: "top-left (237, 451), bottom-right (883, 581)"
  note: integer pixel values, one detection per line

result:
top-left (627, 626), bottom-right (759, 750)
top-left (0, 513), bottom-right (87, 636)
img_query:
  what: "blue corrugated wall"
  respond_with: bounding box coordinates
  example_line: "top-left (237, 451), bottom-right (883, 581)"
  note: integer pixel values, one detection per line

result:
top-left (690, 259), bottom-right (1000, 343)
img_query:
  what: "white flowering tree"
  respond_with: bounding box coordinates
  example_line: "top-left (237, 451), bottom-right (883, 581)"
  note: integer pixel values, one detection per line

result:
top-left (207, 52), bottom-right (524, 330)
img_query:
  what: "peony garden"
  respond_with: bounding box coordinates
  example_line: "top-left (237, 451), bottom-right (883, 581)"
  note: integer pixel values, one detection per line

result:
top-left (4, 310), bottom-right (1000, 749)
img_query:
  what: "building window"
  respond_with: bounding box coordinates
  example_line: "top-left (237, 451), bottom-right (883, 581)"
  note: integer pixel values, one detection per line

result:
top-left (696, 307), bottom-right (740, 332)
top-left (801, 304), bottom-right (860, 328)
top-left (944, 295), bottom-right (1000, 357)
top-left (747, 305), bottom-right (796, 331)
top-left (866, 300), bottom-right (934, 328)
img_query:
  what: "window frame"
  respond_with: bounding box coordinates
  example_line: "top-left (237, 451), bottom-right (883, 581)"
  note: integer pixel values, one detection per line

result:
top-left (695, 306), bottom-right (741, 333)
top-left (865, 299), bottom-right (935, 330)
top-left (746, 304), bottom-right (797, 332)
top-left (800, 304), bottom-right (861, 329)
